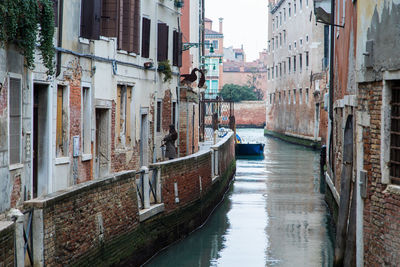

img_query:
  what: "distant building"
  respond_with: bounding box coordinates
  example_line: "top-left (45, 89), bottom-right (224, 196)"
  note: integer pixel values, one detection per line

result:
top-left (204, 18), bottom-right (224, 98)
top-left (224, 46), bottom-right (246, 62)
top-left (265, 0), bottom-right (328, 144)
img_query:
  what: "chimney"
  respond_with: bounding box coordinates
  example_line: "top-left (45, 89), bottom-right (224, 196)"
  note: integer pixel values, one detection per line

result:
top-left (219, 18), bottom-right (224, 34)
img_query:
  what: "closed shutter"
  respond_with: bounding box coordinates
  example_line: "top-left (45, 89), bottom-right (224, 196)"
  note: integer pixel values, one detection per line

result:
top-left (53, 0), bottom-right (58, 27)
top-left (126, 87), bottom-right (132, 145)
top-left (80, 0), bottom-right (101, 40)
top-left (132, 0), bottom-right (141, 54)
top-left (56, 86), bottom-right (63, 156)
top-left (9, 78), bottom-right (21, 165)
top-left (116, 85), bottom-right (121, 145)
top-left (172, 31), bottom-right (178, 66)
top-left (141, 18), bottom-right (151, 58)
top-left (157, 23), bottom-right (169, 62)
top-left (178, 32), bottom-right (182, 67)
top-left (101, 0), bottom-right (119, 37)
top-left (121, 0), bottom-right (133, 51)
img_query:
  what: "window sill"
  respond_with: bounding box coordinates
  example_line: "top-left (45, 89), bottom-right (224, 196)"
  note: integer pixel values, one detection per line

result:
top-left (55, 157), bottom-right (70, 165)
top-left (9, 163), bottom-right (23, 171)
top-left (385, 184), bottom-right (400, 195)
top-left (81, 154), bottom-right (92, 162)
top-left (117, 50), bottom-right (138, 58)
top-left (79, 37), bottom-right (90, 45)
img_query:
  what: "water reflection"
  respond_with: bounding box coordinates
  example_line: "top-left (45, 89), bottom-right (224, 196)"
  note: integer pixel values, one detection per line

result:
top-left (145, 128), bottom-right (333, 267)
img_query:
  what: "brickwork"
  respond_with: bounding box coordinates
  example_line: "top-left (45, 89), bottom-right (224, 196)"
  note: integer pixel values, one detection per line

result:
top-left (0, 222), bottom-right (15, 267)
top-left (178, 88), bottom-right (199, 156)
top-left (26, 171), bottom-right (140, 266)
top-left (235, 101), bottom-right (266, 127)
top-left (162, 89), bottom-right (172, 132)
top-left (358, 81), bottom-right (400, 266)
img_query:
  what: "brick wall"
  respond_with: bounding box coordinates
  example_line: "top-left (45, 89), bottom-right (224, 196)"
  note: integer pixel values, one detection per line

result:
top-left (235, 101), bottom-right (266, 127)
top-left (358, 81), bottom-right (400, 266)
top-left (25, 172), bottom-right (140, 266)
top-left (0, 221), bottom-right (15, 267)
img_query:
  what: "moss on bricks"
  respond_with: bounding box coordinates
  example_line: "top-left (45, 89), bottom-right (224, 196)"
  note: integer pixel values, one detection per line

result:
top-left (264, 129), bottom-right (321, 150)
top-left (72, 160), bottom-right (236, 267)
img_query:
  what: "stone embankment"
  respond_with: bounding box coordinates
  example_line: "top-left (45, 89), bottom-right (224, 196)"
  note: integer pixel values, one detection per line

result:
top-left (19, 132), bottom-right (235, 266)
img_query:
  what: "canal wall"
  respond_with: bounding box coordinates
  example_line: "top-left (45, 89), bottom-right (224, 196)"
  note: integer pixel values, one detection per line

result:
top-left (235, 101), bottom-right (266, 128)
top-left (264, 129), bottom-right (321, 149)
top-left (23, 133), bottom-right (236, 266)
top-left (0, 221), bottom-right (15, 266)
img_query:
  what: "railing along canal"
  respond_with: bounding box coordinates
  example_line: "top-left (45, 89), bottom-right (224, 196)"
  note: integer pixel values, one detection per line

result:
top-left (135, 166), bottom-right (161, 210)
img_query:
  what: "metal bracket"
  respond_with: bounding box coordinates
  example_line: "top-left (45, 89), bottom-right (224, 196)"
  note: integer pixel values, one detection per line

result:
top-left (316, 19), bottom-right (345, 28)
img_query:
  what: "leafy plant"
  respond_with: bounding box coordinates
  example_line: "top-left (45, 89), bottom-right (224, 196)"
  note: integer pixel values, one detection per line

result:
top-left (0, 0), bottom-right (55, 75)
top-left (220, 84), bottom-right (258, 102)
top-left (158, 60), bottom-right (172, 83)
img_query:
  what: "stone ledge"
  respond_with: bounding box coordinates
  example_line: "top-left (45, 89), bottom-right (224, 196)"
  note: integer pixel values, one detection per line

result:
top-left (0, 221), bottom-right (14, 233)
top-left (139, 204), bottom-right (165, 222)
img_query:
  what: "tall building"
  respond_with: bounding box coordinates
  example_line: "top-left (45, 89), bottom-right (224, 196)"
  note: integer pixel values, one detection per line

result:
top-left (265, 0), bottom-right (328, 145)
top-left (204, 17), bottom-right (224, 98)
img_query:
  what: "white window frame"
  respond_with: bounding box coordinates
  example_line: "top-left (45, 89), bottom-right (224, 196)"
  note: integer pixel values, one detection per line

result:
top-left (81, 82), bottom-right (92, 160)
top-left (8, 73), bottom-right (23, 169)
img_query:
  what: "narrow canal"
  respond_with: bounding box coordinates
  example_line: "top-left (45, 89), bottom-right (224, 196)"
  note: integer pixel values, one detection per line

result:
top-left (145, 128), bottom-right (334, 267)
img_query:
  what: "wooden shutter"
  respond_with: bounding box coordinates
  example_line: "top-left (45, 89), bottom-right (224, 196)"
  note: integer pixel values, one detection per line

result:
top-left (101, 0), bottom-right (119, 37)
top-left (80, 0), bottom-right (102, 39)
top-left (9, 78), bottom-right (21, 165)
top-left (56, 86), bottom-right (63, 156)
top-left (132, 0), bottom-right (141, 54)
top-left (116, 85), bottom-right (121, 144)
top-left (141, 18), bottom-right (151, 58)
top-left (173, 31), bottom-right (178, 66)
top-left (53, 0), bottom-right (59, 27)
top-left (121, 0), bottom-right (133, 51)
top-left (157, 23), bottom-right (169, 62)
top-left (178, 32), bottom-right (182, 67)
top-left (126, 87), bottom-right (132, 145)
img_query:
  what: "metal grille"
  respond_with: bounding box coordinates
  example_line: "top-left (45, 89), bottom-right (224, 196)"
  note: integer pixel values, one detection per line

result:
top-left (390, 84), bottom-right (400, 185)
top-left (199, 95), bottom-right (234, 141)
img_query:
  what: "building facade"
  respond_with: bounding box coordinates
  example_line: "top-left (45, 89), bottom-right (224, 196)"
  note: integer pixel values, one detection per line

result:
top-left (265, 0), bottom-right (328, 144)
top-left (204, 18), bottom-right (224, 98)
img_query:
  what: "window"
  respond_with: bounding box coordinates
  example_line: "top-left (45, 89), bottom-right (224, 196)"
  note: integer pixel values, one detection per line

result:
top-left (272, 65), bottom-right (274, 79)
top-left (300, 0), bottom-right (302, 9)
top-left (280, 12), bottom-right (282, 26)
top-left (283, 61), bottom-right (286, 75)
top-left (284, 8), bottom-right (286, 21)
top-left (212, 40), bottom-right (219, 49)
top-left (283, 30), bottom-right (286, 44)
top-left (211, 80), bottom-right (219, 95)
top-left (279, 33), bottom-right (282, 47)
top-left (276, 65), bottom-right (278, 78)
top-left (289, 3), bottom-right (291, 17)
top-left (272, 38), bottom-right (274, 50)
top-left (80, 0), bottom-right (101, 39)
top-left (390, 82), bottom-right (400, 185)
top-left (299, 53), bottom-right (303, 71)
top-left (299, 88), bottom-right (303, 104)
top-left (288, 90), bottom-right (291, 104)
top-left (294, 3), bottom-right (297, 14)
top-left (279, 92), bottom-right (281, 104)
top-left (9, 77), bottom-right (22, 165)
top-left (270, 94), bottom-right (272, 104)
top-left (156, 101), bottom-right (161, 132)
top-left (173, 30), bottom-right (183, 67)
top-left (300, 38), bottom-right (303, 46)
top-left (268, 40), bottom-right (271, 51)
top-left (306, 0), bottom-right (309, 7)
top-left (205, 58), bottom-right (219, 76)
top-left (205, 40), bottom-right (210, 49)
top-left (306, 88), bottom-right (309, 103)
top-left (157, 22), bottom-right (169, 61)
top-left (306, 52), bottom-right (309, 68)
top-left (289, 44), bottom-right (291, 51)
top-left (306, 35), bottom-right (309, 42)
top-left (116, 85), bottom-right (132, 147)
top-left (293, 55), bottom-right (296, 72)
top-left (268, 68), bottom-right (271, 80)
top-left (82, 86), bottom-right (91, 155)
top-left (142, 18), bottom-right (151, 58)
top-left (288, 57), bottom-right (291, 73)
top-left (294, 41), bottom-right (297, 48)
top-left (279, 63), bottom-right (282, 77)
top-left (276, 37), bottom-right (278, 48)
top-left (272, 19), bottom-right (275, 30)
top-left (56, 85), bottom-right (68, 157)
top-left (293, 89), bottom-right (296, 104)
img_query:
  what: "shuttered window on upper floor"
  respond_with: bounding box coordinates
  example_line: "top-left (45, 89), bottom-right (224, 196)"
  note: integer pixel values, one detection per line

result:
top-left (173, 30), bottom-right (182, 67)
top-left (158, 23), bottom-right (169, 62)
top-left (141, 17), bottom-right (151, 58)
top-left (9, 78), bottom-right (22, 165)
top-left (81, 0), bottom-right (141, 54)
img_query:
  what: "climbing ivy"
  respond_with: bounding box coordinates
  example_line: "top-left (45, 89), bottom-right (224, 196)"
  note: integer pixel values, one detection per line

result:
top-left (0, 0), bottom-right (55, 75)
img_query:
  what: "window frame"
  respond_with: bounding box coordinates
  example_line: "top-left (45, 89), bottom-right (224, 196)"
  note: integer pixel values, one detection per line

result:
top-left (81, 82), bottom-right (92, 158)
top-left (8, 74), bottom-right (23, 167)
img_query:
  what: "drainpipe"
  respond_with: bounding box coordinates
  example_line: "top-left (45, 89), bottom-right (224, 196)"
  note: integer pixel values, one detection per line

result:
top-left (328, 0), bottom-right (335, 170)
top-left (56, 0), bottom-right (64, 77)
top-left (152, 2), bottom-right (159, 163)
top-left (177, 17), bottom-right (182, 157)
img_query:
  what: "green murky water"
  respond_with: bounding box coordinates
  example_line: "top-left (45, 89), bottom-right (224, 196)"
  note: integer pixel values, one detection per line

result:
top-left (145, 128), bottom-right (334, 267)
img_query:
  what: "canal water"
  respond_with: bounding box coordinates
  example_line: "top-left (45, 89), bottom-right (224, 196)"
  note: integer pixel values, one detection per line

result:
top-left (145, 128), bottom-right (334, 267)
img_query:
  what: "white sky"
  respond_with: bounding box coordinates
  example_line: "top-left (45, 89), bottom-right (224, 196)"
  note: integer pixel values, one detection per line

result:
top-left (205, 0), bottom-right (269, 62)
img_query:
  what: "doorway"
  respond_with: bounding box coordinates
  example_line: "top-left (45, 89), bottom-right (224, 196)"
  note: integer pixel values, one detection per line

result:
top-left (95, 109), bottom-right (109, 178)
top-left (33, 83), bottom-right (50, 198)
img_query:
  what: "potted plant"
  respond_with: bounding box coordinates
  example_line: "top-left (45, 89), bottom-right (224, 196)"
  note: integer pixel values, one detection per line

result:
top-left (157, 60), bottom-right (172, 82)
top-left (174, 0), bottom-right (184, 8)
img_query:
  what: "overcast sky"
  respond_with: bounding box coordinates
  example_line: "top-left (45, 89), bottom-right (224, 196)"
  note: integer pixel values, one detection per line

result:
top-left (205, 0), bottom-right (269, 62)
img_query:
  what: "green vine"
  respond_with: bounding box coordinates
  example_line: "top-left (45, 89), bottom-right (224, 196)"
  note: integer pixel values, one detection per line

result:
top-left (158, 60), bottom-right (173, 83)
top-left (0, 0), bottom-right (55, 75)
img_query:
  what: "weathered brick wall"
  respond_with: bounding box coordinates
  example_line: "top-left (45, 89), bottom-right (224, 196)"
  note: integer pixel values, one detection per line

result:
top-left (25, 172), bottom-right (139, 266)
top-left (160, 133), bottom-right (235, 212)
top-left (359, 81), bottom-right (400, 266)
top-left (235, 101), bottom-right (266, 127)
top-left (0, 222), bottom-right (14, 267)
